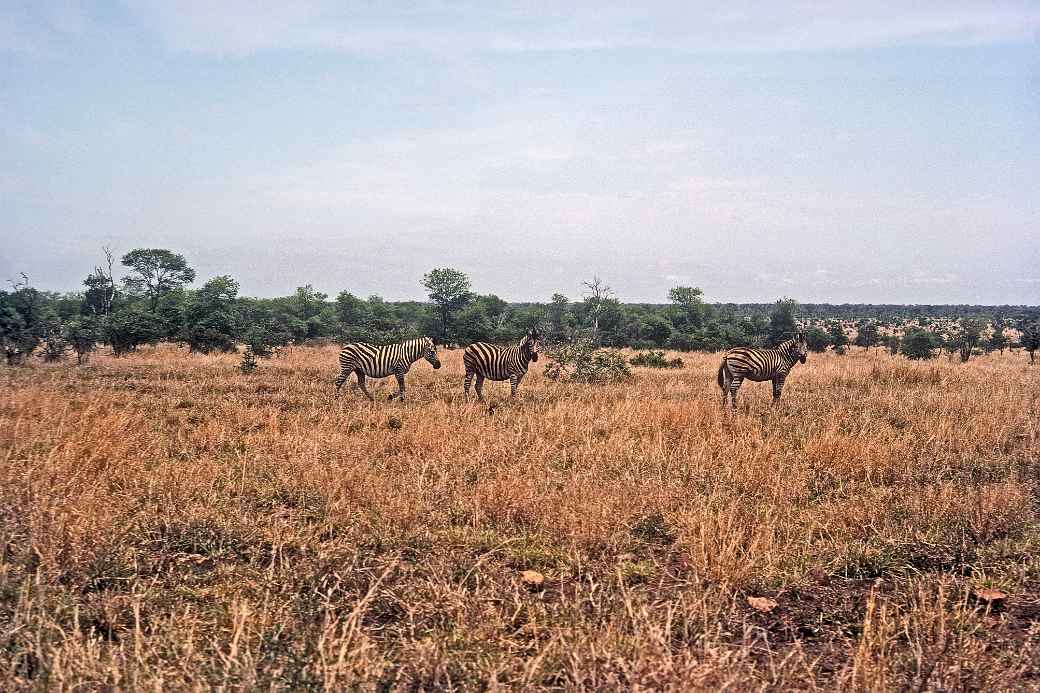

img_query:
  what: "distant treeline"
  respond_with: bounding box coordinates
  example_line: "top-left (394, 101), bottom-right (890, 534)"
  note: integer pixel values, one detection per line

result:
top-left (2, 247), bottom-right (1038, 365)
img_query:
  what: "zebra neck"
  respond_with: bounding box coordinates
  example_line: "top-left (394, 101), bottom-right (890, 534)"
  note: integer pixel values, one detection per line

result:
top-left (405, 340), bottom-right (423, 363)
top-left (773, 342), bottom-right (797, 364)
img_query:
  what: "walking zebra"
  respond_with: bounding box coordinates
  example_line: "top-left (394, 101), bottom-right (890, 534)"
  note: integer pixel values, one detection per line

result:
top-left (717, 333), bottom-right (808, 409)
top-left (463, 328), bottom-right (542, 400)
top-left (335, 337), bottom-right (441, 401)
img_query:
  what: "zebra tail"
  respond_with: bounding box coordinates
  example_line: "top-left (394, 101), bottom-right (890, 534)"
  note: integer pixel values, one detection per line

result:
top-left (717, 360), bottom-right (730, 390)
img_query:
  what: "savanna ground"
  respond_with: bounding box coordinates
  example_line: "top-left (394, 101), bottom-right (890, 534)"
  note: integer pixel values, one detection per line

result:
top-left (2, 345), bottom-right (1039, 691)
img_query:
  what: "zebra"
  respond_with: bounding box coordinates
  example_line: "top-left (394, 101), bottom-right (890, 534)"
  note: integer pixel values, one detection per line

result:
top-left (717, 333), bottom-right (808, 409)
top-left (335, 337), bottom-right (441, 401)
top-left (463, 328), bottom-right (542, 400)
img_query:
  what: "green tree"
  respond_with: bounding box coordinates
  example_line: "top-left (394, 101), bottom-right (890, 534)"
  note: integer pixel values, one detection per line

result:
top-left (40, 317), bottom-right (68, 362)
top-left (767, 298), bottom-right (799, 346)
top-left (0, 275), bottom-right (45, 365)
top-left (804, 326), bottom-right (831, 352)
top-left (63, 318), bottom-right (98, 365)
top-left (1021, 322), bottom-right (1040, 365)
top-left (155, 290), bottom-right (188, 340)
top-left (988, 322), bottom-right (1009, 354)
top-left (83, 248), bottom-right (118, 317)
top-left (423, 268), bottom-right (472, 343)
top-left (827, 321), bottom-right (849, 354)
top-left (853, 321), bottom-right (880, 349)
top-left (294, 285), bottom-right (332, 341)
top-left (668, 286), bottom-right (705, 330)
top-left (180, 276), bottom-right (240, 353)
top-left (900, 328), bottom-right (940, 360)
top-left (454, 303), bottom-right (492, 345)
top-left (121, 249), bottom-right (196, 312)
top-left (953, 317), bottom-right (985, 362)
top-left (335, 291), bottom-right (370, 327)
top-left (582, 276), bottom-right (613, 343)
top-left (547, 293), bottom-right (572, 342)
top-left (641, 314), bottom-right (673, 346)
top-left (106, 306), bottom-right (163, 355)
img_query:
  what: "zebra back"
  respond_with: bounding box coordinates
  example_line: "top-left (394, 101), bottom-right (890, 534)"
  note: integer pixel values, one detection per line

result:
top-left (339, 337), bottom-right (434, 377)
top-left (464, 330), bottom-right (541, 380)
top-left (723, 336), bottom-right (807, 380)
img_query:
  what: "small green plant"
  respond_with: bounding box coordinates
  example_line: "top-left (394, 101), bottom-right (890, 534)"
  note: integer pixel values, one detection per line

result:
top-left (39, 321), bottom-right (68, 362)
top-left (630, 511), bottom-right (675, 544)
top-left (240, 346), bottom-right (258, 374)
top-left (629, 350), bottom-right (684, 369)
top-left (544, 338), bottom-right (630, 384)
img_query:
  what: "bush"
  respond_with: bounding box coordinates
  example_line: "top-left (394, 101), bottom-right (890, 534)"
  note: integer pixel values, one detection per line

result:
top-left (240, 346), bottom-right (258, 374)
top-left (180, 276), bottom-right (238, 354)
top-left (629, 350), bottom-right (684, 369)
top-left (544, 339), bottom-right (630, 384)
top-left (106, 307), bottom-right (163, 356)
top-left (900, 328), bottom-right (940, 360)
top-left (243, 324), bottom-right (290, 358)
top-left (804, 326), bottom-right (830, 353)
top-left (64, 319), bottom-right (98, 364)
top-left (40, 321), bottom-right (68, 362)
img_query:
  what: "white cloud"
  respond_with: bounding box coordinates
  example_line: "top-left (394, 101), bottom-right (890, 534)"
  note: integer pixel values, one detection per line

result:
top-left (119, 1), bottom-right (1040, 57)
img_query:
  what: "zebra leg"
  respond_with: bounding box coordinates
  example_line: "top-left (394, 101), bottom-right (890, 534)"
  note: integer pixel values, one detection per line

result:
top-left (391, 370), bottom-right (406, 401)
top-left (464, 370), bottom-right (474, 400)
top-left (334, 367), bottom-right (350, 397)
top-left (772, 374), bottom-right (786, 403)
top-left (474, 374), bottom-right (485, 401)
top-left (718, 364), bottom-right (731, 407)
top-left (728, 376), bottom-right (744, 410)
top-left (356, 371), bottom-right (375, 402)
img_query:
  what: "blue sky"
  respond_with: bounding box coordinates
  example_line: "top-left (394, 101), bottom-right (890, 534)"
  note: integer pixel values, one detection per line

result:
top-left (2, 2), bottom-right (1038, 303)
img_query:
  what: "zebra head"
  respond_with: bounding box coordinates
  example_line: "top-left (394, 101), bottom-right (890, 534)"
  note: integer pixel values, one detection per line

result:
top-left (523, 328), bottom-right (542, 362)
top-left (792, 333), bottom-right (808, 364)
top-left (422, 337), bottom-right (441, 369)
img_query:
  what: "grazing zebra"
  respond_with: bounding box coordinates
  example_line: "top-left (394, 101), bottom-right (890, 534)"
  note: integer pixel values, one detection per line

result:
top-left (717, 333), bottom-right (808, 409)
top-left (463, 328), bottom-right (542, 400)
top-left (335, 337), bottom-right (441, 401)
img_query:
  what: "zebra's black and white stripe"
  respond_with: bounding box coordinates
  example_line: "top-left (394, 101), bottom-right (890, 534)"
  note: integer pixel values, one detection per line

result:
top-left (717, 334), bottom-right (808, 409)
top-left (463, 329), bottom-right (542, 400)
top-left (335, 337), bottom-right (440, 401)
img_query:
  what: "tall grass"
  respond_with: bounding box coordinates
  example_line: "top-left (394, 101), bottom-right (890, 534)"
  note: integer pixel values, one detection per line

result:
top-left (1, 346), bottom-right (1038, 689)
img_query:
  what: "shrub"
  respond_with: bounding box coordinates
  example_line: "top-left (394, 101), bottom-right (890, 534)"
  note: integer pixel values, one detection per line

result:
top-left (180, 276), bottom-right (239, 354)
top-left (1019, 322), bottom-right (1040, 365)
top-left (240, 346), bottom-right (258, 374)
top-left (106, 307), bottom-right (163, 356)
top-left (804, 326), bottom-right (831, 353)
top-left (544, 339), bottom-right (630, 384)
top-left (40, 320), bottom-right (68, 362)
top-left (64, 319), bottom-right (98, 365)
top-left (629, 350), bottom-right (683, 369)
top-left (900, 328), bottom-right (940, 360)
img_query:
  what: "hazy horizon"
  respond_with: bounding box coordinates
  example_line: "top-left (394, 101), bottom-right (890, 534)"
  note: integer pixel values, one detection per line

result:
top-left (3, 2), bottom-right (1038, 304)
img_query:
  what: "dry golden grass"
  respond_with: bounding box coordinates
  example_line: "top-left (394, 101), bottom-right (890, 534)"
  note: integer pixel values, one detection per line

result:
top-left (2, 345), bottom-right (1039, 690)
